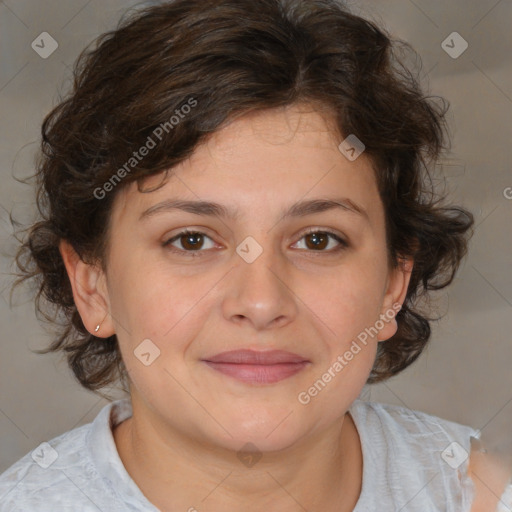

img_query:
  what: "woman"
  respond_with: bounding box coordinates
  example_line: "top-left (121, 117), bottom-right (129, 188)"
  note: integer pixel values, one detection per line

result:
top-left (1, 0), bottom-right (510, 510)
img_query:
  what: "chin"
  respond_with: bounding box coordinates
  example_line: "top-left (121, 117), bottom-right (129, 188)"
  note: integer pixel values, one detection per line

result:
top-left (208, 412), bottom-right (306, 453)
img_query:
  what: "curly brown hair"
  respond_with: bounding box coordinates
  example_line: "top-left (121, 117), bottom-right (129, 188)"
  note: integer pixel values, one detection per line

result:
top-left (13, 0), bottom-right (474, 395)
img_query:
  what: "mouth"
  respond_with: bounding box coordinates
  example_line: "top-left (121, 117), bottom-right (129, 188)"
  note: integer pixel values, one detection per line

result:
top-left (201, 349), bottom-right (310, 385)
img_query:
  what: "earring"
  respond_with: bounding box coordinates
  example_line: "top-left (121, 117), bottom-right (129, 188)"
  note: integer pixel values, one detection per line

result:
top-left (94, 313), bottom-right (108, 334)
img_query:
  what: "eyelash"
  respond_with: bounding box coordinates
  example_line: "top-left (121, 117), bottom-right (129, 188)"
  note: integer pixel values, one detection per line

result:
top-left (162, 228), bottom-right (348, 258)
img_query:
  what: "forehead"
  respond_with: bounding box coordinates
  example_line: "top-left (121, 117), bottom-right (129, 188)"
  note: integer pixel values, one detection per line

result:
top-left (113, 105), bottom-right (382, 225)
top-left (209, 104), bottom-right (341, 151)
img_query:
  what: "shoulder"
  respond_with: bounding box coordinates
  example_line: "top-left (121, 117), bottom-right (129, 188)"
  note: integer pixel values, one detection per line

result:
top-left (0, 422), bottom-right (99, 510)
top-left (353, 400), bottom-right (512, 511)
top-left (352, 399), bottom-right (480, 443)
top-left (351, 399), bottom-right (489, 510)
top-left (468, 441), bottom-right (512, 512)
top-left (0, 399), bottom-right (130, 511)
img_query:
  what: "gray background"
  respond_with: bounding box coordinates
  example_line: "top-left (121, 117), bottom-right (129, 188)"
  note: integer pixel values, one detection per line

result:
top-left (1, 0), bottom-right (511, 476)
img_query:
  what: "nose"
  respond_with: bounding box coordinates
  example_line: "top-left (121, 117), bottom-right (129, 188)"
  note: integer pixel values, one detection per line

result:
top-left (221, 244), bottom-right (298, 332)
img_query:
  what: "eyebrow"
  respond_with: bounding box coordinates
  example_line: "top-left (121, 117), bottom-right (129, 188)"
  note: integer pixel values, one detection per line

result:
top-left (139, 197), bottom-right (369, 222)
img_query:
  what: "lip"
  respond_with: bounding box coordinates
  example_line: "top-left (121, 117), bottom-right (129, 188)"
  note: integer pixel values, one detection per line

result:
top-left (203, 349), bottom-right (308, 365)
top-left (202, 350), bottom-right (310, 384)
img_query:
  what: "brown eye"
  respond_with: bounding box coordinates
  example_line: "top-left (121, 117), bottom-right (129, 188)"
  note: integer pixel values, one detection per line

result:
top-left (294, 230), bottom-right (348, 253)
top-left (304, 232), bottom-right (329, 250)
top-left (163, 230), bottom-right (215, 256)
top-left (179, 232), bottom-right (205, 250)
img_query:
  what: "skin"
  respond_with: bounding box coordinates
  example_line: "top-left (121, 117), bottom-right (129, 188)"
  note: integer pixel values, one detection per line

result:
top-left (60, 104), bottom-right (509, 511)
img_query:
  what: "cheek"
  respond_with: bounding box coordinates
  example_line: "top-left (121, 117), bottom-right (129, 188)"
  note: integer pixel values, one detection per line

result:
top-left (107, 252), bottom-right (214, 350)
top-left (105, 250), bottom-right (166, 339)
top-left (303, 258), bottom-right (387, 341)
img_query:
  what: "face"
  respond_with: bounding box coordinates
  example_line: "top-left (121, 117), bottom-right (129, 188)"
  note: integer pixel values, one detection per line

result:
top-left (92, 104), bottom-right (410, 452)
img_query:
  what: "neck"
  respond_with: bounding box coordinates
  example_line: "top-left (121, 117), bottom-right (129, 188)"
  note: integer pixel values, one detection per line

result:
top-left (113, 395), bottom-right (363, 512)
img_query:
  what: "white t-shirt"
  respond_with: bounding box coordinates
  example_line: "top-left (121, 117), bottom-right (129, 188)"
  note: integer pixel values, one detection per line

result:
top-left (0, 398), bottom-right (510, 511)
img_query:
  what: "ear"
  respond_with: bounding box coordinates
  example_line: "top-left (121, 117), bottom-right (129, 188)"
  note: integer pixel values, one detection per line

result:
top-left (377, 256), bottom-right (413, 342)
top-left (59, 240), bottom-right (115, 337)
